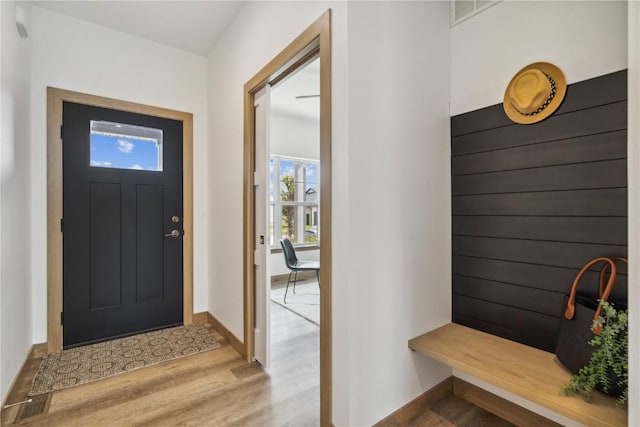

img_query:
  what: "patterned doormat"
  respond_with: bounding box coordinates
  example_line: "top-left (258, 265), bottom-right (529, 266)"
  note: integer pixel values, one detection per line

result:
top-left (29, 324), bottom-right (221, 396)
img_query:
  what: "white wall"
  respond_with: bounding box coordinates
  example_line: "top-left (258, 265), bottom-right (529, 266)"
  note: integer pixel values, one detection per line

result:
top-left (627, 1), bottom-right (639, 424)
top-left (28, 6), bottom-right (209, 342)
top-left (346, 2), bottom-right (452, 424)
top-left (207, 1), bottom-right (452, 425)
top-left (451, 0), bottom-right (632, 418)
top-left (0, 1), bottom-right (32, 402)
top-left (451, 0), bottom-right (628, 115)
top-left (271, 110), bottom-right (319, 160)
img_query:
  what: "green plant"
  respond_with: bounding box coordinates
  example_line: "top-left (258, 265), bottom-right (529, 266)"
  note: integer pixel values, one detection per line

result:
top-left (561, 300), bottom-right (628, 405)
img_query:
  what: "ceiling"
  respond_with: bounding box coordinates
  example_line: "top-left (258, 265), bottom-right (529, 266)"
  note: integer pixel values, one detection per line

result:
top-left (271, 58), bottom-right (320, 120)
top-left (32, 1), bottom-right (320, 120)
top-left (31, 1), bottom-right (244, 56)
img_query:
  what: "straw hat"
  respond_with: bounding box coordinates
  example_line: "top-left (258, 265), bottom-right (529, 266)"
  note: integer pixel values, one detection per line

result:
top-left (503, 62), bottom-right (566, 124)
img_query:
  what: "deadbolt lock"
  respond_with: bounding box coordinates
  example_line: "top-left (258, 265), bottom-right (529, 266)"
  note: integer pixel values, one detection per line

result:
top-left (171, 215), bottom-right (180, 223)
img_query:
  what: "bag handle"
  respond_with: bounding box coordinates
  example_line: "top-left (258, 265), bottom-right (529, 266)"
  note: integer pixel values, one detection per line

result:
top-left (564, 257), bottom-right (617, 334)
top-left (598, 257), bottom-right (628, 298)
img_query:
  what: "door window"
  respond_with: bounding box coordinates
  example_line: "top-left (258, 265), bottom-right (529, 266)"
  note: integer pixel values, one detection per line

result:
top-left (90, 120), bottom-right (163, 171)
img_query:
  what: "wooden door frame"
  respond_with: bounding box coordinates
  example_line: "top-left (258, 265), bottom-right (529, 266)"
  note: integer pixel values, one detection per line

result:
top-left (46, 87), bottom-right (194, 353)
top-left (243, 10), bottom-right (332, 427)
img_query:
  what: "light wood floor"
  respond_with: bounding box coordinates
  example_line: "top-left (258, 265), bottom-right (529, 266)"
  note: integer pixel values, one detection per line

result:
top-left (408, 396), bottom-right (514, 427)
top-left (2, 302), bottom-right (319, 426)
top-left (3, 303), bottom-right (512, 427)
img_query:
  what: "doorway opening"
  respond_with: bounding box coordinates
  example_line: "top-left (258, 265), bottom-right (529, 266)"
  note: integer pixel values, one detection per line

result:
top-left (243, 10), bottom-right (332, 426)
top-left (254, 55), bottom-right (321, 371)
top-left (269, 55), bottom-right (321, 344)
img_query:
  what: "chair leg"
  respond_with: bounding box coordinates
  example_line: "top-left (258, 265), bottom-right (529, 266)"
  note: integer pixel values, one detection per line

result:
top-left (293, 271), bottom-right (298, 294)
top-left (284, 270), bottom-right (294, 304)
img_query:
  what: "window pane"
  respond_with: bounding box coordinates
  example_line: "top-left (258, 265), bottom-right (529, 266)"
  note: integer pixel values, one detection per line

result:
top-left (269, 159), bottom-right (275, 203)
top-left (305, 162), bottom-right (318, 202)
top-left (271, 156), bottom-right (319, 246)
top-left (279, 159), bottom-right (297, 202)
top-left (269, 204), bottom-right (275, 246)
top-left (304, 205), bottom-right (318, 243)
top-left (90, 120), bottom-right (163, 171)
top-left (281, 205), bottom-right (296, 241)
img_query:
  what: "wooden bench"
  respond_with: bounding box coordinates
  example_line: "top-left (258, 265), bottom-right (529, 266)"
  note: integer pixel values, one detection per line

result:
top-left (409, 323), bottom-right (627, 427)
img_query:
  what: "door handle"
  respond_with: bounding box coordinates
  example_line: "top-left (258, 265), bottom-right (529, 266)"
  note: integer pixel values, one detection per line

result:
top-left (164, 229), bottom-right (181, 238)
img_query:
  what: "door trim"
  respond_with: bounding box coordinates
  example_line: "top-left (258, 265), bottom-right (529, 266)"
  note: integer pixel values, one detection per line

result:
top-left (242, 10), bottom-right (332, 427)
top-left (47, 87), bottom-right (194, 353)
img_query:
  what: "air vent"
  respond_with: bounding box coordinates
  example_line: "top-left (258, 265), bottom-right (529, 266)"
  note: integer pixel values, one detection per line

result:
top-left (451, 0), bottom-right (501, 26)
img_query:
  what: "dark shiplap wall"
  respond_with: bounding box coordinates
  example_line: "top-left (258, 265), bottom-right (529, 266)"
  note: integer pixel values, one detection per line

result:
top-left (450, 70), bottom-right (628, 352)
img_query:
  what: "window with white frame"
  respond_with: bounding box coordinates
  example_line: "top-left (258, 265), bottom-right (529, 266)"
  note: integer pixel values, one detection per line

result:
top-left (270, 156), bottom-right (319, 248)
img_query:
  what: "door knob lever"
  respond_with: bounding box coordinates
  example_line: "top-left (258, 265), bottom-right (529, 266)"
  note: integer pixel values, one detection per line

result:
top-left (164, 229), bottom-right (181, 238)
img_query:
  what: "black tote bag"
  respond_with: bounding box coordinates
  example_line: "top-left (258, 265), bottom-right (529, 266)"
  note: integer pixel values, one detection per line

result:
top-left (555, 257), bottom-right (626, 396)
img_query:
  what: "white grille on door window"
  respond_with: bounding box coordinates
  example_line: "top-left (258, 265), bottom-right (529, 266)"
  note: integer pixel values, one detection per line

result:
top-left (451, 0), bottom-right (501, 26)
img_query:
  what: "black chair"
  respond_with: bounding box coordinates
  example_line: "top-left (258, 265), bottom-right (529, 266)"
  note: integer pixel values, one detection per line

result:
top-left (280, 238), bottom-right (320, 303)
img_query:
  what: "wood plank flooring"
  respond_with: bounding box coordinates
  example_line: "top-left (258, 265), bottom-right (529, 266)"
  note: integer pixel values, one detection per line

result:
top-left (4, 304), bottom-right (514, 426)
top-left (408, 396), bottom-right (514, 427)
top-left (2, 302), bottom-right (319, 426)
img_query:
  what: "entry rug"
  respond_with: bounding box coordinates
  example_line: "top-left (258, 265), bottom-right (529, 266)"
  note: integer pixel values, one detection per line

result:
top-left (271, 281), bottom-right (320, 326)
top-left (29, 324), bottom-right (221, 396)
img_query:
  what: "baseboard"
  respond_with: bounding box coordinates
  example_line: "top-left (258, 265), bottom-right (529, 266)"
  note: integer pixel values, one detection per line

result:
top-left (194, 311), bottom-right (244, 358)
top-left (2, 342), bottom-right (47, 409)
top-left (193, 311), bottom-right (208, 324)
top-left (271, 270), bottom-right (317, 284)
top-left (452, 378), bottom-right (562, 427)
top-left (373, 377), bottom-right (453, 426)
